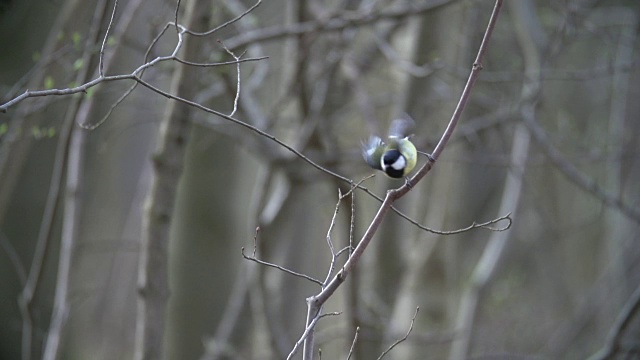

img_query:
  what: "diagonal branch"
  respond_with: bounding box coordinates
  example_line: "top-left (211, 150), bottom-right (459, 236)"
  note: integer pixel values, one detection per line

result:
top-left (293, 2), bottom-right (505, 359)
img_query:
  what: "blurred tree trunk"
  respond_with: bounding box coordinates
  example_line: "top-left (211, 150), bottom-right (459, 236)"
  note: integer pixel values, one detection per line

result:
top-left (135, 0), bottom-right (213, 359)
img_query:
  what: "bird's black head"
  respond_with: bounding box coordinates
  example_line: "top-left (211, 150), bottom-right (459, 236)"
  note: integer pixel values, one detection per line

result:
top-left (381, 150), bottom-right (406, 178)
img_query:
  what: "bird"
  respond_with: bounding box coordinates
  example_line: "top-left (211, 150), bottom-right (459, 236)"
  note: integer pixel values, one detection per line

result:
top-left (362, 117), bottom-right (418, 179)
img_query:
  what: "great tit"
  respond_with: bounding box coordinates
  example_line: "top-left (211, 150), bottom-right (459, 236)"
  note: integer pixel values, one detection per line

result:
top-left (362, 118), bottom-right (418, 179)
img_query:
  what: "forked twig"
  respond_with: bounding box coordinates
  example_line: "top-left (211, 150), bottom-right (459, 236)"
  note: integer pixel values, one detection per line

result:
top-left (286, 312), bottom-right (342, 360)
top-left (241, 228), bottom-right (324, 286)
top-left (218, 40), bottom-right (244, 117)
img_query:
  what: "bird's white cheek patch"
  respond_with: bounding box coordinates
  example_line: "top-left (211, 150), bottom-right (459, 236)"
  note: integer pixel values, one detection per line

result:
top-left (391, 156), bottom-right (406, 170)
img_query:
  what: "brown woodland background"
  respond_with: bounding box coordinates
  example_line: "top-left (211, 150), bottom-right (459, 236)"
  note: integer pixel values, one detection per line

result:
top-left (0, 0), bottom-right (639, 359)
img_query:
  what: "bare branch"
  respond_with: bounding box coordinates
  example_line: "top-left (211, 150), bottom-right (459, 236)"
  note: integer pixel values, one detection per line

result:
top-left (449, 3), bottom-right (536, 356)
top-left (241, 240), bottom-right (324, 286)
top-left (287, 312), bottom-right (342, 360)
top-left (174, 56), bottom-right (266, 68)
top-left (99, 0), bottom-right (118, 76)
top-left (0, 6), bottom-right (499, 241)
top-left (428, 0), bottom-right (502, 164)
top-left (174, 0), bottom-right (181, 34)
top-left (398, 211), bottom-right (512, 236)
top-left (322, 190), bottom-right (342, 284)
top-left (346, 327), bottom-right (359, 360)
top-left (224, 0), bottom-right (453, 50)
top-left (300, 2), bottom-right (504, 358)
top-left (377, 307), bottom-right (420, 360)
top-left (348, 183), bottom-right (356, 255)
top-left (185, 0), bottom-right (262, 37)
top-left (217, 41), bottom-right (244, 117)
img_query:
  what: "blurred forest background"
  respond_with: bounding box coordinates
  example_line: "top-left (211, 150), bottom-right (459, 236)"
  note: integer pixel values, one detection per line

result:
top-left (1, 0), bottom-right (639, 359)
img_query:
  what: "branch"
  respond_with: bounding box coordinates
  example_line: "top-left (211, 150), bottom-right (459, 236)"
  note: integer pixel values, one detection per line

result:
top-left (240, 178), bottom-right (365, 289)
top-left (346, 327), bottom-right (359, 360)
top-left (223, 0), bottom-right (454, 50)
top-left (299, 2), bottom-right (505, 359)
top-left (449, 2), bottom-right (536, 357)
top-left (217, 41), bottom-right (244, 117)
top-left (377, 307), bottom-right (420, 360)
top-left (98, 0), bottom-right (118, 76)
top-left (0, 1), bottom-right (501, 241)
top-left (241, 246), bottom-right (324, 286)
top-left (399, 211), bottom-right (512, 235)
top-left (287, 312), bottom-right (342, 360)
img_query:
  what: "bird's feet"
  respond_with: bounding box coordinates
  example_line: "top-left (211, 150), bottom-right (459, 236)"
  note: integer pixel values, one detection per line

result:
top-left (404, 176), bottom-right (413, 189)
top-left (418, 150), bottom-right (435, 163)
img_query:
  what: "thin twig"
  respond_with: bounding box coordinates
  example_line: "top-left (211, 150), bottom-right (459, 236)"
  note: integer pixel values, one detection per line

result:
top-left (174, 0), bottom-right (181, 34)
top-left (0, 0), bottom-right (506, 240)
top-left (174, 56), bottom-right (266, 68)
top-left (450, 4), bottom-right (534, 357)
top-left (223, 0), bottom-right (452, 50)
top-left (252, 226), bottom-right (259, 257)
top-left (300, 2), bottom-right (504, 358)
top-left (377, 307), bottom-right (420, 360)
top-left (241, 247), bottom-right (323, 286)
top-left (0, 23), bottom-right (506, 239)
top-left (186, 0), bottom-right (262, 36)
top-left (218, 41), bottom-right (244, 117)
top-left (419, 212), bottom-right (512, 235)
top-left (99, 0), bottom-right (118, 76)
top-left (322, 190), bottom-right (342, 285)
top-left (322, 176), bottom-right (372, 286)
top-left (348, 185), bottom-right (356, 255)
top-left (346, 327), bottom-right (360, 360)
top-left (77, 19), bottom-right (176, 129)
top-left (287, 312), bottom-right (342, 360)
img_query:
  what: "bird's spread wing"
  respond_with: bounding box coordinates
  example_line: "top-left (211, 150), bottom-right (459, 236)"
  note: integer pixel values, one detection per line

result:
top-left (362, 136), bottom-right (385, 170)
top-left (388, 116), bottom-right (415, 139)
